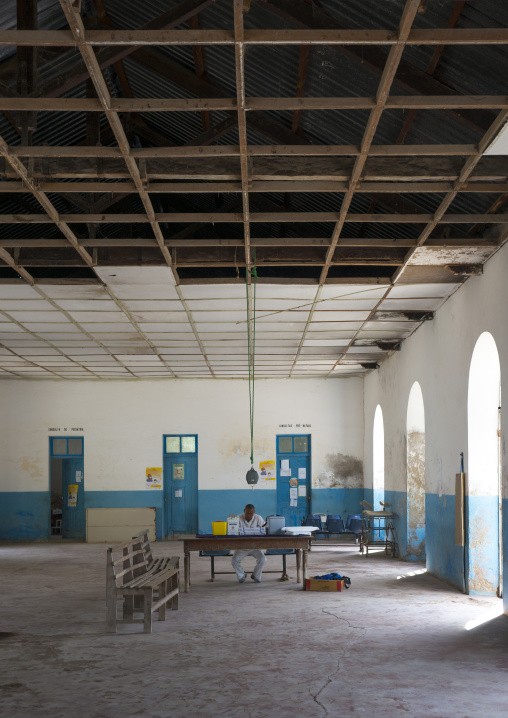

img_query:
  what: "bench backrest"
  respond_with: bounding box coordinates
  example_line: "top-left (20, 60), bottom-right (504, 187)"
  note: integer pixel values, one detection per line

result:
top-left (107, 537), bottom-right (148, 587)
top-left (132, 528), bottom-right (153, 564)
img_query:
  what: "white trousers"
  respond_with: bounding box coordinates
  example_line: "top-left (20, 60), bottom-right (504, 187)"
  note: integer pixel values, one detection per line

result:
top-left (231, 549), bottom-right (267, 581)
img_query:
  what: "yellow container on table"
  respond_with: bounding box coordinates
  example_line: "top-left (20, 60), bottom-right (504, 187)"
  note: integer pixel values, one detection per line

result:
top-left (212, 521), bottom-right (227, 535)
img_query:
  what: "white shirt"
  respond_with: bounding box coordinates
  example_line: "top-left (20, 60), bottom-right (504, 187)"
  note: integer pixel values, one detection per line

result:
top-left (237, 513), bottom-right (265, 530)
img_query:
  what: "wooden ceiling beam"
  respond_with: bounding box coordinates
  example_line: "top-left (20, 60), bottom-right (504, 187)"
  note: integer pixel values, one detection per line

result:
top-left (3, 28), bottom-right (508, 46)
top-left (2, 155), bottom-right (506, 181)
top-left (59, 0), bottom-right (177, 281)
top-left (0, 236), bottom-right (498, 249)
top-left (0, 95), bottom-right (506, 112)
top-left (3, 180), bottom-right (508, 194)
top-left (6, 143), bottom-right (479, 158)
top-left (3, 211), bottom-right (506, 224)
top-left (259, 0), bottom-right (494, 136)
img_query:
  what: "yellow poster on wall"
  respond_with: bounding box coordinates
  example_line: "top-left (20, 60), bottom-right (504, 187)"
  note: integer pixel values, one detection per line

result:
top-left (146, 468), bottom-right (163, 490)
top-left (67, 484), bottom-right (78, 507)
top-left (259, 460), bottom-right (276, 481)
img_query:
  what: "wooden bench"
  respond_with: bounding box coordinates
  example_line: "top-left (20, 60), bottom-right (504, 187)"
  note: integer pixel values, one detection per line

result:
top-left (106, 536), bottom-right (179, 634)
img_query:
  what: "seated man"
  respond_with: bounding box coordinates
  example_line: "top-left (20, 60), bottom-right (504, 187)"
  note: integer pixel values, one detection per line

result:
top-left (231, 504), bottom-right (266, 583)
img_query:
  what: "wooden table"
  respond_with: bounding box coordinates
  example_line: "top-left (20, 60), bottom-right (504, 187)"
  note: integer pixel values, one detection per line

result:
top-left (182, 535), bottom-right (311, 592)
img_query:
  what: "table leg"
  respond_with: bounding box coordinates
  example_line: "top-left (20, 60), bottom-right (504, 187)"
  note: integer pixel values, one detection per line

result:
top-left (296, 548), bottom-right (301, 583)
top-left (184, 551), bottom-right (190, 593)
top-left (302, 549), bottom-right (308, 590)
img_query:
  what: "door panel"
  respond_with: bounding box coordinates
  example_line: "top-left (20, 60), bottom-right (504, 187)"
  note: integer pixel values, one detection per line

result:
top-left (163, 435), bottom-right (198, 536)
top-left (276, 435), bottom-right (311, 527)
top-left (61, 457), bottom-right (85, 539)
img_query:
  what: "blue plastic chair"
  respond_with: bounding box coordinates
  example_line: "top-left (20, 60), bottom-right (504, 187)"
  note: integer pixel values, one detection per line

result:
top-left (348, 518), bottom-right (363, 535)
top-left (345, 514), bottom-right (362, 530)
top-left (199, 550), bottom-right (232, 581)
top-left (326, 518), bottom-right (345, 535)
top-left (303, 515), bottom-right (322, 529)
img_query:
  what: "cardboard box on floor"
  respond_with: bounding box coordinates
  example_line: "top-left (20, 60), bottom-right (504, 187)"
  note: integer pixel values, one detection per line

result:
top-left (305, 578), bottom-right (345, 592)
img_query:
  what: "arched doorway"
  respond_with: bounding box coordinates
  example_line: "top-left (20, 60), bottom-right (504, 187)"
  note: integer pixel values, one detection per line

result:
top-left (407, 382), bottom-right (426, 561)
top-left (373, 405), bottom-right (385, 511)
top-left (467, 332), bottom-right (502, 595)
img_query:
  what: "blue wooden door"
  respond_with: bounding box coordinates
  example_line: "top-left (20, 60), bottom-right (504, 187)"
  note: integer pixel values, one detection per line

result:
top-left (276, 435), bottom-right (311, 527)
top-left (50, 437), bottom-right (85, 540)
top-left (163, 435), bottom-right (198, 536)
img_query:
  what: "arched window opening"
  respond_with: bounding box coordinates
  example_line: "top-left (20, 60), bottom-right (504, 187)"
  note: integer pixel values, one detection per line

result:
top-left (467, 332), bottom-right (502, 596)
top-left (407, 382), bottom-right (426, 562)
top-left (373, 405), bottom-right (385, 510)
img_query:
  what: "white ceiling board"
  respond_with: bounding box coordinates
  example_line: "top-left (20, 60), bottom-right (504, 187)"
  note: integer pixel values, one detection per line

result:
top-left (89, 333), bottom-right (143, 341)
top-left (18, 348), bottom-right (67, 355)
top-left (304, 339), bottom-right (349, 347)
top-left (113, 354), bottom-right (158, 362)
top-left (483, 120), bottom-right (508, 154)
top-left (109, 284), bottom-right (180, 300)
top-left (24, 324), bottom-right (83, 333)
top-left (151, 333), bottom-right (196, 341)
top-left (306, 331), bottom-right (357, 339)
top-left (185, 299), bottom-right (247, 311)
top-left (312, 311), bottom-right (370, 321)
top-left (8, 312), bottom-right (73, 323)
top-left (0, 300), bottom-right (56, 311)
top-left (408, 247), bottom-right (494, 266)
top-left (139, 323), bottom-right (193, 333)
top-left (193, 323), bottom-right (249, 333)
top-left (54, 300), bottom-right (120, 311)
top-left (121, 300), bottom-right (185, 312)
top-left (129, 311), bottom-right (189, 323)
top-left (0, 285), bottom-right (44, 299)
top-left (379, 298), bottom-right (444, 311)
top-left (350, 345), bottom-right (387, 354)
top-left (315, 298), bottom-right (380, 310)
top-left (80, 324), bottom-right (137, 334)
top-left (253, 347), bottom-right (296, 355)
top-left (242, 321), bottom-right (307, 331)
top-left (320, 285), bottom-right (389, 300)
top-left (254, 332), bottom-right (303, 340)
top-left (255, 285), bottom-right (318, 300)
top-left (190, 311), bottom-right (247, 323)
top-left (57, 348), bottom-right (109, 355)
top-left (254, 299), bottom-right (310, 311)
top-left (67, 312), bottom-right (132, 323)
top-left (257, 310), bottom-right (310, 323)
top-left (389, 284), bottom-right (457, 299)
top-left (40, 285), bottom-right (111, 300)
top-left (95, 266), bottom-right (175, 287)
top-left (180, 285), bottom-right (247, 300)
top-left (363, 321), bottom-right (420, 332)
top-left (309, 321), bottom-right (364, 331)
top-left (155, 347), bottom-right (203, 354)
top-left (358, 330), bottom-right (412, 340)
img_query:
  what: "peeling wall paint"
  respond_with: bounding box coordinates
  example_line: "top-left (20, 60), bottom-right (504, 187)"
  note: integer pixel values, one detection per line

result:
top-left (407, 430), bottom-right (426, 560)
top-left (315, 452), bottom-right (364, 489)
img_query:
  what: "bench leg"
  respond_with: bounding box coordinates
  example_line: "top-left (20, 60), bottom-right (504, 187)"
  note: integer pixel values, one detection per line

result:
top-left (171, 572), bottom-right (179, 610)
top-left (210, 555), bottom-right (215, 581)
top-left (296, 549), bottom-right (301, 583)
top-left (158, 580), bottom-right (167, 622)
top-left (143, 587), bottom-right (153, 634)
top-left (106, 562), bottom-right (118, 633)
top-left (184, 552), bottom-right (190, 592)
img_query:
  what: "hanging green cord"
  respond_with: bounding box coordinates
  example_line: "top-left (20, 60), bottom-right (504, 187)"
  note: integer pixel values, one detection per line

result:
top-left (246, 251), bottom-right (257, 465)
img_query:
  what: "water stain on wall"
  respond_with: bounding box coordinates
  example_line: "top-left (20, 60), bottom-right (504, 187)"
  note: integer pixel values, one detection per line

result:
top-left (316, 453), bottom-right (363, 489)
top-left (19, 457), bottom-right (43, 479)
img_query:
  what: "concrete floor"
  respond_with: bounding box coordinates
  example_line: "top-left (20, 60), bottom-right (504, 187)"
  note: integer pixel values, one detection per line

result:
top-left (1, 540), bottom-right (507, 718)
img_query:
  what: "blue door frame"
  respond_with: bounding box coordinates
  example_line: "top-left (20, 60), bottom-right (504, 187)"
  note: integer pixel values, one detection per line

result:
top-left (276, 434), bottom-right (311, 526)
top-left (163, 434), bottom-right (198, 536)
top-left (49, 437), bottom-right (85, 540)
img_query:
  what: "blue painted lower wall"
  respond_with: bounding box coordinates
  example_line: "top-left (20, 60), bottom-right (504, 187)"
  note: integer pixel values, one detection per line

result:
top-left (0, 492), bottom-right (49, 541)
top-left (503, 498), bottom-right (508, 612)
top-left (2, 489), bottom-right (506, 599)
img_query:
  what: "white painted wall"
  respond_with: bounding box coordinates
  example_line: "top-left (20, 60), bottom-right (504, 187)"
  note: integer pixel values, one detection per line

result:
top-left (364, 238), bottom-right (508, 500)
top-left (0, 377), bottom-right (363, 493)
